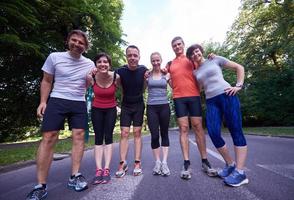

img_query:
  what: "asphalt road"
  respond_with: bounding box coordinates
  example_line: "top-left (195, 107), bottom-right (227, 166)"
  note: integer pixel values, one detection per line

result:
top-left (0, 130), bottom-right (293, 200)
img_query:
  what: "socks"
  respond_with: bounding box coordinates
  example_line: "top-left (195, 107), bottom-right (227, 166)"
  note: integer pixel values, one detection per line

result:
top-left (236, 169), bottom-right (245, 174)
top-left (184, 160), bottom-right (190, 170)
top-left (202, 159), bottom-right (211, 168)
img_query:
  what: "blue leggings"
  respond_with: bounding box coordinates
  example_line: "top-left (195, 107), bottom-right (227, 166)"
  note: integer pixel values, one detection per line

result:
top-left (206, 93), bottom-right (247, 148)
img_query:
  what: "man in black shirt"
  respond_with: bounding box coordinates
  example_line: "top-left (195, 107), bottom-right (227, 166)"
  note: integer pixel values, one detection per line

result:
top-left (115, 45), bottom-right (148, 177)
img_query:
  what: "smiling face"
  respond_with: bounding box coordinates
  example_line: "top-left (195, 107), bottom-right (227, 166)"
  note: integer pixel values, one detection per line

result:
top-left (96, 56), bottom-right (110, 73)
top-left (190, 48), bottom-right (204, 64)
top-left (126, 47), bottom-right (140, 70)
top-left (67, 33), bottom-right (87, 56)
top-left (150, 53), bottom-right (162, 70)
top-left (172, 39), bottom-right (185, 57)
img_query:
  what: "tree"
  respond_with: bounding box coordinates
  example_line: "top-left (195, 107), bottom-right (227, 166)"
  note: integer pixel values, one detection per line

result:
top-left (223, 0), bottom-right (294, 126)
top-left (0, 0), bottom-right (125, 142)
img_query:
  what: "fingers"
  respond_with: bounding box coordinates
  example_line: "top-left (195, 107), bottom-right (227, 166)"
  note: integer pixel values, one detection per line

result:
top-left (37, 104), bottom-right (46, 119)
top-left (224, 87), bottom-right (240, 96)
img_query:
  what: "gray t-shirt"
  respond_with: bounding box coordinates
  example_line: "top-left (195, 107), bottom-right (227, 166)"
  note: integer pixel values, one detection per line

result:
top-left (42, 51), bottom-right (94, 101)
top-left (147, 74), bottom-right (169, 105)
top-left (193, 56), bottom-right (231, 99)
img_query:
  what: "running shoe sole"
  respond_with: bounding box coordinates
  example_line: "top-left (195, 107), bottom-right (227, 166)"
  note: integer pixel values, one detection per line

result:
top-left (224, 178), bottom-right (249, 187)
top-left (180, 174), bottom-right (191, 180)
top-left (67, 185), bottom-right (88, 192)
top-left (133, 171), bottom-right (143, 176)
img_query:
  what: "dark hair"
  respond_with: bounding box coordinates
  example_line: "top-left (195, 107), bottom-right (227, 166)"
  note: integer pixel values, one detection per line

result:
top-left (171, 36), bottom-right (184, 45)
top-left (67, 29), bottom-right (89, 50)
top-left (186, 44), bottom-right (204, 60)
top-left (94, 52), bottom-right (112, 67)
top-left (126, 45), bottom-right (140, 55)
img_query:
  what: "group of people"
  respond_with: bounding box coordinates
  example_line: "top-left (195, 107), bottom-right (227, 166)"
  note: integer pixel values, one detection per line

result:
top-left (26, 30), bottom-right (249, 200)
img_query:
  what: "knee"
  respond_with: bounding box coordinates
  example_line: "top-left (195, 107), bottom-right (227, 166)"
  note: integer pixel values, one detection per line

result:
top-left (121, 130), bottom-right (129, 138)
top-left (192, 121), bottom-right (203, 133)
top-left (179, 125), bottom-right (189, 134)
top-left (42, 132), bottom-right (58, 145)
top-left (72, 129), bottom-right (85, 142)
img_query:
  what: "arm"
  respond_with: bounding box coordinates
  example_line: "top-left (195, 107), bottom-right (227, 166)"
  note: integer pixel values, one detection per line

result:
top-left (166, 73), bottom-right (172, 88)
top-left (115, 73), bottom-right (121, 88)
top-left (86, 67), bottom-right (97, 87)
top-left (37, 72), bottom-right (53, 118)
top-left (223, 60), bottom-right (245, 96)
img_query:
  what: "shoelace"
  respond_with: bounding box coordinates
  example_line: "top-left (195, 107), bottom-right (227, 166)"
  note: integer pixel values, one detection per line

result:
top-left (103, 169), bottom-right (110, 176)
top-left (29, 188), bottom-right (44, 198)
top-left (75, 174), bottom-right (86, 183)
top-left (96, 169), bottom-right (103, 176)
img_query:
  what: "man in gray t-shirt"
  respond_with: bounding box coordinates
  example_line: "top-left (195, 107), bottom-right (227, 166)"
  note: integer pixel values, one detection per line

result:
top-left (26, 30), bottom-right (94, 200)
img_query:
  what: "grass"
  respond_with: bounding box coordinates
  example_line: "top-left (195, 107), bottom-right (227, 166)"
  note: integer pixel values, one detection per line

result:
top-left (222, 127), bottom-right (294, 137)
top-left (0, 130), bottom-right (149, 167)
top-left (0, 127), bottom-right (293, 167)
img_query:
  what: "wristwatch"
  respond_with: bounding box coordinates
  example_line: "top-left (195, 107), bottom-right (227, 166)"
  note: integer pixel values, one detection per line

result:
top-left (235, 83), bottom-right (243, 88)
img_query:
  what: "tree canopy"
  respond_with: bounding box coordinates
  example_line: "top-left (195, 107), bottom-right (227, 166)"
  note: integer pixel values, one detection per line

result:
top-left (223, 0), bottom-right (294, 126)
top-left (0, 0), bottom-right (125, 142)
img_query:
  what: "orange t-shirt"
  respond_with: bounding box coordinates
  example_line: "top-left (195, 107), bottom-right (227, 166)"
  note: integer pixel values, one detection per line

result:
top-left (168, 55), bottom-right (200, 98)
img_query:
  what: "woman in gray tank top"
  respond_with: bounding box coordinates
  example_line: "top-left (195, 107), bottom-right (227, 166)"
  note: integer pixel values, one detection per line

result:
top-left (146, 52), bottom-right (171, 176)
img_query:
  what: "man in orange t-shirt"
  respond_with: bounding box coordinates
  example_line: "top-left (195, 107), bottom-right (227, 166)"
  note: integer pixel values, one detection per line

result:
top-left (167, 36), bottom-right (217, 179)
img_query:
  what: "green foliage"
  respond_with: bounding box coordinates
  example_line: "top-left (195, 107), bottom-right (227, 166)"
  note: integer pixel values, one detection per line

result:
top-left (223, 0), bottom-right (294, 126)
top-left (0, 0), bottom-right (125, 142)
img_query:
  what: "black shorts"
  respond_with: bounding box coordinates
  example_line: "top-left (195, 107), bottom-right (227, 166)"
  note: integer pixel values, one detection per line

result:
top-left (41, 97), bottom-right (87, 132)
top-left (173, 96), bottom-right (202, 118)
top-left (120, 102), bottom-right (145, 127)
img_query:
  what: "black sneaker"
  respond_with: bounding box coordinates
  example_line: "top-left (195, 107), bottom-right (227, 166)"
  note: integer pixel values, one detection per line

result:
top-left (67, 173), bottom-right (88, 192)
top-left (26, 184), bottom-right (48, 200)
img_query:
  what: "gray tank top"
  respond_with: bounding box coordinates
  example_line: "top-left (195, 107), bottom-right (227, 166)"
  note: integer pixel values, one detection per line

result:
top-left (147, 74), bottom-right (169, 105)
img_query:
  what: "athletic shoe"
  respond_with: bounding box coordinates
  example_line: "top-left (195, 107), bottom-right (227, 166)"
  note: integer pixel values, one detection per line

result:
top-left (92, 169), bottom-right (103, 185)
top-left (133, 161), bottom-right (143, 176)
top-left (224, 169), bottom-right (249, 187)
top-left (26, 184), bottom-right (48, 200)
top-left (202, 161), bottom-right (218, 177)
top-left (180, 165), bottom-right (191, 180)
top-left (115, 161), bottom-right (128, 178)
top-left (152, 161), bottom-right (162, 175)
top-left (67, 173), bottom-right (88, 192)
top-left (161, 162), bottom-right (171, 176)
top-left (218, 163), bottom-right (236, 178)
top-left (101, 168), bottom-right (111, 184)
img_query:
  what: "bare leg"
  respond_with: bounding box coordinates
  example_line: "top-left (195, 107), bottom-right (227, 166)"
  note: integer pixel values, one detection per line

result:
top-left (162, 147), bottom-right (169, 163)
top-left (37, 131), bottom-right (59, 184)
top-left (177, 117), bottom-right (189, 160)
top-left (133, 126), bottom-right (142, 161)
top-left (190, 117), bottom-right (207, 159)
top-left (71, 128), bottom-right (85, 175)
top-left (152, 147), bottom-right (160, 161)
top-left (119, 127), bottom-right (130, 162)
top-left (235, 145), bottom-right (247, 170)
top-left (94, 145), bottom-right (103, 169)
top-left (104, 144), bottom-right (113, 169)
top-left (217, 145), bottom-right (234, 165)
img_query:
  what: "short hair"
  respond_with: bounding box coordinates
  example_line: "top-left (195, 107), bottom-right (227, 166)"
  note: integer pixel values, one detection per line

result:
top-left (150, 52), bottom-right (162, 61)
top-left (93, 52), bottom-right (112, 67)
top-left (67, 29), bottom-right (89, 50)
top-left (126, 45), bottom-right (140, 55)
top-left (186, 44), bottom-right (204, 60)
top-left (171, 36), bottom-right (184, 46)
